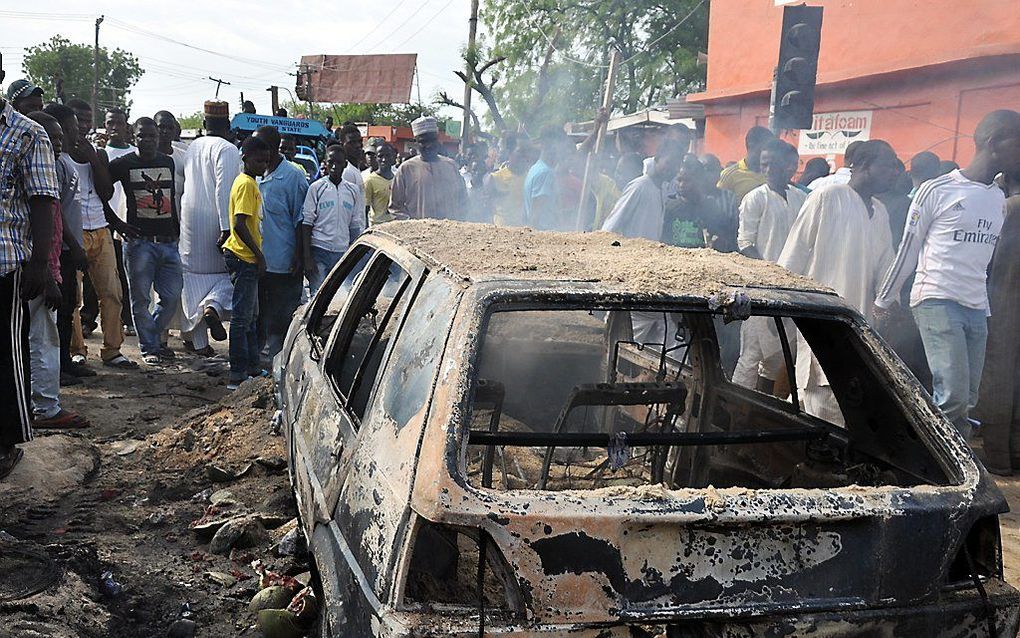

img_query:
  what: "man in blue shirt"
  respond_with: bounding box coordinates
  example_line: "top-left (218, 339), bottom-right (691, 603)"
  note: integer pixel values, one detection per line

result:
top-left (252, 126), bottom-right (308, 360)
top-left (524, 125), bottom-right (570, 230)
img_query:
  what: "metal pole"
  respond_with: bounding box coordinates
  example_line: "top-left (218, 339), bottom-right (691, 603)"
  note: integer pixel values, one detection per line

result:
top-left (208, 77), bottom-right (232, 99)
top-left (575, 49), bottom-right (621, 232)
top-left (461, 0), bottom-right (480, 151)
top-left (92, 15), bottom-right (103, 129)
top-left (267, 86), bottom-right (279, 115)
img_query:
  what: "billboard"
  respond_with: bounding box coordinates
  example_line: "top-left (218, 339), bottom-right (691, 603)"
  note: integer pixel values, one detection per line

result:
top-left (797, 110), bottom-right (872, 156)
top-left (298, 54), bottom-right (417, 104)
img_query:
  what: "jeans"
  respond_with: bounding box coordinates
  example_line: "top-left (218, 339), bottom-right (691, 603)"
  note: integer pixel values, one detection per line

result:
top-left (123, 239), bottom-right (184, 356)
top-left (259, 271), bottom-right (303, 360)
top-left (913, 299), bottom-right (989, 440)
top-left (73, 229), bottom-right (124, 362)
top-left (308, 246), bottom-right (343, 294)
top-left (28, 297), bottom-right (60, 419)
top-left (224, 251), bottom-right (260, 382)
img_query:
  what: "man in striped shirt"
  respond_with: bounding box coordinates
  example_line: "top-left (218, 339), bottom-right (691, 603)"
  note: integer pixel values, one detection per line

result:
top-left (875, 110), bottom-right (1020, 441)
top-left (0, 62), bottom-right (58, 479)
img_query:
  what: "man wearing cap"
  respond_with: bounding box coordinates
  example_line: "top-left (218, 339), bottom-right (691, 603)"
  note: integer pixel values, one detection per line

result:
top-left (179, 100), bottom-right (240, 356)
top-left (6, 80), bottom-right (44, 116)
top-left (388, 116), bottom-right (467, 220)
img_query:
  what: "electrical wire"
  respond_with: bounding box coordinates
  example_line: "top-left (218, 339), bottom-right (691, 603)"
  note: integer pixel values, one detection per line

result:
top-left (344, 0), bottom-right (414, 54)
top-left (390, 0), bottom-right (459, 51)
top-left (362, 0), bottom-right (434, 54)
top-left (104, 17), bottom-right (294, 73)
top-left (620, 0), bottom-right (706, 66)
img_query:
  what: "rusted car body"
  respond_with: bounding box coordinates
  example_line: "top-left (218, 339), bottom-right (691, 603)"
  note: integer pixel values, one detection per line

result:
top-left (275, 220), bottom-right (1020, 637)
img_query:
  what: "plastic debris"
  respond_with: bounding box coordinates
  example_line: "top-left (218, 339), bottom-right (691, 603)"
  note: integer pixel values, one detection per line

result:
top-left (99, 571), bottom-right (122, 598)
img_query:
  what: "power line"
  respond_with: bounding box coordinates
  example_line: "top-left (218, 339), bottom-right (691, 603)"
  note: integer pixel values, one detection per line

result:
top-left (345, 0), bottom-right (414, 54)
top-left (391, 0), bottom-right (459, 51)
top-left (363, 0), bottom-right (435, 54)
top-left (621, 0), bottom-right (706, 66)
top-left (104, 17), bottom-right (294, 73)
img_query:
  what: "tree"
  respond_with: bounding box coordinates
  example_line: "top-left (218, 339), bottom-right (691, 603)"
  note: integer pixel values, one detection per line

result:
top-left (21, 35), bottom-right (143, 112)
top-left (278, 100), bottom-right (441, 127)
top-left (177, 111), bottom-right (204, 130)
top-left (480, 0), bottom-right (707, 132)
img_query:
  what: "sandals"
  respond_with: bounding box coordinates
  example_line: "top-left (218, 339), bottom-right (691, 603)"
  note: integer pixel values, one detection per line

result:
top-left (67, 362), bottom-right (97, 377)
top-left (142, 354), bottom-right (162, 366)
top-left (204, 307), bottom-right (227, 342)
top-left (0, 448), bottom-right (24, 480)
top-left (103, 355), bottom-right (139, 369)
top-left (34, 410), bottom-right (91, 430)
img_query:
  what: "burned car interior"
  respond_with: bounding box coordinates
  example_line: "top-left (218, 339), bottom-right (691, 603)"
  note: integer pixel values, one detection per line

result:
top-left (462, 306), bottom-right (954, 494)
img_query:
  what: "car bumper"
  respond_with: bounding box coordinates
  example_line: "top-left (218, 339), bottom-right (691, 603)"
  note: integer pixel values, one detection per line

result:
top-left (389, 579), bottom-right (1020, 637)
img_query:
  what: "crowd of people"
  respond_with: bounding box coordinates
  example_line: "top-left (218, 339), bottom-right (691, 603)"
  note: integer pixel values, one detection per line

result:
top-left (2, 49), bottom-right (1020, 479)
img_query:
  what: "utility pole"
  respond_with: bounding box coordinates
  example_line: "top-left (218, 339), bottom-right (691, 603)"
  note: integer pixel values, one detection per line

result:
top-left (575, 49), bottom-right (621, 231)
top-left (208, 77), bottom-right (231, 99)
top-left (92, 15), bottom-right (104, 129)
top-left (266, 86), bottom-right (279, 115)
top-left (461, 0), bottom-right (479, 151)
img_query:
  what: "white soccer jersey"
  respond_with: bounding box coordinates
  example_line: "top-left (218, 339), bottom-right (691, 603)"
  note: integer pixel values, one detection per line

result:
top-left (876, 170), bottom-right (1005, 312)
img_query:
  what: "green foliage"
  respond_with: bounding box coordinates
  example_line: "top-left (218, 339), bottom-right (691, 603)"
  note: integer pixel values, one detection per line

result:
top-left (480, 0), bottom-right (707, 132)
top-left (279, 100), bottom-right (439, 127)
top-left (177, 111), bottom-right (204, 130)
top-left (21, 35), bottom-right (143, 111)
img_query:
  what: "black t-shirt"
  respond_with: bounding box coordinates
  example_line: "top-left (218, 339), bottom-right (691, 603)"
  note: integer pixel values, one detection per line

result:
top-left (109, 152), bottom-right (178, 237)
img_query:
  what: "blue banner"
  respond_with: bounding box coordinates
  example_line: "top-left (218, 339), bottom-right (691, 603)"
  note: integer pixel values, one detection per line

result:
top-left (230, 113), bottom-right (331, 138)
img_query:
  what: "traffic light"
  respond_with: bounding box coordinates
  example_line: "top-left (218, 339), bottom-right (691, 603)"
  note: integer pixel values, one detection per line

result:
top-left (771, 5), bottom-right (823, 130)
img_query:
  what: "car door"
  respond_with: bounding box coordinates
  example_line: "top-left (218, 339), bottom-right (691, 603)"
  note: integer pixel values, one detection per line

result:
top-left (288, 245), bottom-right (373, 534)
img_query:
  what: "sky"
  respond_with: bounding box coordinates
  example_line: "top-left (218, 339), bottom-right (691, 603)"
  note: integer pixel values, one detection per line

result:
top-left (0, 2), bottom-right (474, 122)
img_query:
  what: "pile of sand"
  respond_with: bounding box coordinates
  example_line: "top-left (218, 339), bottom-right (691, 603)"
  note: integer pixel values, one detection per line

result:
top-left (372, 220), bottom-right (828, 297)
top-left (145, 377), bottom-right (283, 471)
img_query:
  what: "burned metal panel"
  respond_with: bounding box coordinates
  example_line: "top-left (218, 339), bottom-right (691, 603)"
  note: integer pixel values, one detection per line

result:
top-left (405, 281), bottom-right (1008, 627)
top-left (333, 274), bottom-right (462, 603)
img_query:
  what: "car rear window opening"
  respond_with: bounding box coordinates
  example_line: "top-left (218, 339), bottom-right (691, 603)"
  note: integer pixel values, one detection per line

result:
top-left (463, 308), bottom-right (952, 492)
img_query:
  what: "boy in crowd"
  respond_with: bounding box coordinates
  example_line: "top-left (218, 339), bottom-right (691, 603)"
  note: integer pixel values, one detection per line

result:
top-left (364, 143), bottom-right (396, 225)
top-left (109, 118), bottom-right (182, 366)
top-left (25, 112), bottom-right (89, 429)
top-left (222, 136), bottom-right (271, 390)
top-left (732, 139), bottom-right (806, 391)
top-left (301, 145), bottom-right (364, 293)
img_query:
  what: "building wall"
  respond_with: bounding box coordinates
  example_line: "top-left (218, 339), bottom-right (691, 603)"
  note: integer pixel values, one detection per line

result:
top-left (702, 55), bottom-right (1020, 167)
top-left (691, 0), bottom-right (1020, 166)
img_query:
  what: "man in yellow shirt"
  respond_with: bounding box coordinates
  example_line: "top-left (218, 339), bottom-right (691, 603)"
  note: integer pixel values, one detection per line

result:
top-left (364, 143), bottom-right (396, 225)
top-left (222, 136), bottom-right (270, 390)
top-left (485, 142), bottom-right (536, 227)
top-left (717, 126), bottom-right (775, 204)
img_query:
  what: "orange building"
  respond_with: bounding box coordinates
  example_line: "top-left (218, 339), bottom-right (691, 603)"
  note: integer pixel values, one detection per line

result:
top-left (688, 0), bottom-right (1020, 168)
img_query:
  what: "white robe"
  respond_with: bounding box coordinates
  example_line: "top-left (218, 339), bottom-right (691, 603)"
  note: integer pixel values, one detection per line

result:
top-left (777, 183), bottom-right (895, 423)
top-left (179, 136), bottom-right (241, 345)
top-left (601, 175), bottom-right (664, 242)
top-left (733, 184), bottom-right (806, 387)
top-left (600, 177), bottom-right (682, 357)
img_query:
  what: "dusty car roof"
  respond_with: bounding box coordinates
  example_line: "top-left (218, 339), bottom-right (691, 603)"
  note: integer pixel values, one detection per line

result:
top-left (370, 220), bottom-right (831, 297)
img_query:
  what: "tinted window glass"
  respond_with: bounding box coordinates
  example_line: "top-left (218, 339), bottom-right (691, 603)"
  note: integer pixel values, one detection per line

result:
top-left (307, 247), bottom-right (372, 352)
top-left (326, 258), bottom-right (413, 422)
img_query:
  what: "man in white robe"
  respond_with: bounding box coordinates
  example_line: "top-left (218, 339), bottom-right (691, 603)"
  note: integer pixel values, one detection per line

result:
top-left (778, 140), bottom-right (899, 424)
top-left (179, 101), bottom-right (240, 354)
top-left (602, 144), bottom-right (686, 347)
top-left (732, 139), bottom-right (806, 390)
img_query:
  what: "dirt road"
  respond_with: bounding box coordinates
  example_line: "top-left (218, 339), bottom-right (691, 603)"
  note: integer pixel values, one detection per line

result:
top-left (0, 335), bottom-right (302, 637)
top-left (3, 332), bottom-right (1020, 636)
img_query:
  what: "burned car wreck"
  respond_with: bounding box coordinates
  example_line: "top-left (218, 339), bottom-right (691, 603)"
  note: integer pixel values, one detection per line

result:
top-left (275, 220), bottom-right (1020, 637)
